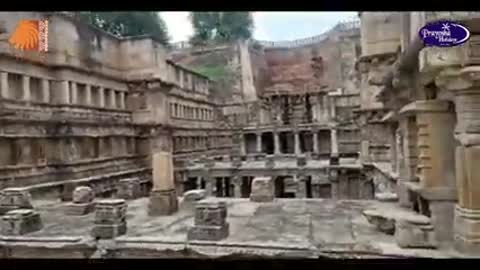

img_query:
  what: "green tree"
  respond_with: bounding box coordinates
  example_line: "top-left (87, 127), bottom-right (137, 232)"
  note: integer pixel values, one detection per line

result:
top-left (77, 12), bottom-right (170, 45)
top-left (189, 12), bottom-right (253, 44)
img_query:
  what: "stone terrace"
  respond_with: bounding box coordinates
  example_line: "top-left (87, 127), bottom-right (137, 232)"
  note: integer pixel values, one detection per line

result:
top-left (0, 198), bottom-right (461, 258)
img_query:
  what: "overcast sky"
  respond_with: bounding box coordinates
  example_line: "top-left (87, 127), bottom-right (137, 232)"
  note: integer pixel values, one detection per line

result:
top-left (160, 12), bottom-right (358, 43)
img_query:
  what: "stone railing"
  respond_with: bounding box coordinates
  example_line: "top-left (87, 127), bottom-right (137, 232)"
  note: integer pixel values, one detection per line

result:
top-left (253, 19), bottom-right (360, 49)
top-left (169, 19), bottom-right (360, 51)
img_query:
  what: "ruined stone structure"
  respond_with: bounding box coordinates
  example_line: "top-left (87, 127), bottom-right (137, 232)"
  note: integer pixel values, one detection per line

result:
top-left (0, 11), bottom-right (479, 258)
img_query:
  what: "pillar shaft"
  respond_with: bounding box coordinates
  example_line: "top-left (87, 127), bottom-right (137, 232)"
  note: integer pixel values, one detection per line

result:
top-left (294, 132), bottom-right (301, 155)
top-left (22, 75), bottom-right (30, 101)
top-left (41, 79), bottom-right (50, 103)
top-left (1, 72), bottom-right (8, 99)
top-left (85, 84), bottom-right (92, 106)
top-left (274, 132), bottom-right (281, 155)
top-left (256, 133), bottom-right (262, 153)
top-left (331, 129), bottom-right (338, 156)
top-left (313, 131), bottom-right (319, 153)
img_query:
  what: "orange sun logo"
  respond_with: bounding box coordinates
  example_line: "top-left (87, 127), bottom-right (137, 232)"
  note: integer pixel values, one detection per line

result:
top-left (8, 19), bottom-right (48, 53)
top-left (9, 20), bottom-right (40, 51)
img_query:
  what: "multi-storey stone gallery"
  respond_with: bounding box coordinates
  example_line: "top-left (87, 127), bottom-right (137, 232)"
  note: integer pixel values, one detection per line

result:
top-left (0, 11), bottom-right (479, 258)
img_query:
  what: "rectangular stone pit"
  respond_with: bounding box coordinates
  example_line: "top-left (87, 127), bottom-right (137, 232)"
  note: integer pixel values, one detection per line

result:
top-left (188, 200), bottom-right (229, 241)
top-left (1, 209), bottom-right (43, 235)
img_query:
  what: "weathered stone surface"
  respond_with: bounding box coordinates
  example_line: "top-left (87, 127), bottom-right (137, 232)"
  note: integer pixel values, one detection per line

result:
top-left (0, 188), bottom-right (33, 215)
top-left (395, 219), bottom-right (437, 249)
top-left (65, 202), bottom-right (96, 216)
top-left (250, 177), bottom-right (274, 202)
top-left (375, 192), bottom-right (398, 202)
top-left (194, 201), bottom-right (227, 227)
top-left (92, 199), bottom-right (127, 239)
top-left (1, 209), bottom-right (43, 235)
top-left (117, 178), bottom-right (141, 200)
top-left (363, 209), bottom-right (395, 235)
top-left (148, 189), bottom-right (178, 216)
top-left (72, 186), bottom-right (94, 204)
top-left (94, 199), bottom-right (127, 225)
top-left (296, 156), bottom-right (307, 167)
top-left (187, 223), bottom-right (230, 241)
top-left (188, 199), bottom-right (229, 241)
top-left (91, 222), bottom-right (127, 239)
top-left (183, 189), bottom-right (207, 202)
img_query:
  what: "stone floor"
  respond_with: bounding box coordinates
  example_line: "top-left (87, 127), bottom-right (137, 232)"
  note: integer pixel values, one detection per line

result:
top-left (0, 198), bottom-right (461, 258)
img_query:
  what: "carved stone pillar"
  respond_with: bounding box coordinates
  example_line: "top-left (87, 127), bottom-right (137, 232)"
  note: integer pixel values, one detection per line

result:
top-left (148, 152), bottom-right (178, 216)
top-left (98, 87), bottom-right (105, 107)
top-left (331, 129), bottom-right (338, 156)
top-left (22, 75), bottom-right (30, 101)
top-left (41, 79), bottom-right (50, 103)
top-left (84, 84), bottom-right (91, 106)
top-left (240, 134), bottom-right (247, 156)
top-left (110, 89), bottom-right (116, 108)
top-left (437, 66), bottom-right (480, 254)
top-left (70, 82), bottom-right (77, 104)
top-left (1, 72), bottom-right (8, 99)
top-left (313, 130), bottom-right (319, 154)
top-left (274, 132), bottom-right (281, 155)
top-left (294, 131), bottom-right (301, 155)
top-left (119, 92), bottom-right (125, 109)
top-left (256, 132), bottom-right (262, 153)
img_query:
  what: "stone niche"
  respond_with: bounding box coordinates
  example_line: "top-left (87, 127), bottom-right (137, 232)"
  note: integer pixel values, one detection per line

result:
top-left (187, 199), bottom-right (229, 241)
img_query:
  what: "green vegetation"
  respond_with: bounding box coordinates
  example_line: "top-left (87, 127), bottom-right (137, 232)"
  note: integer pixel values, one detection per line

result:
top-left (76, 12), bottom-right (170, 45)
top-left (189, 12), bottom-right (254, 45)
top-left (193, 65), bottom-right (228, 82)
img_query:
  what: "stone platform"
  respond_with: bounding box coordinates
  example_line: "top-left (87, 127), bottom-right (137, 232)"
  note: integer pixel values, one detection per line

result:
top-left (0, 198), bottom-right (464, 258)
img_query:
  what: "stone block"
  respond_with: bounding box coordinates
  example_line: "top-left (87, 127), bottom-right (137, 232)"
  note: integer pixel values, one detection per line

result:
top-left (148, 189), bottom-right (178, 216)
top-left (72, 186), bottom-right (94, 204)
top-left (0, 188), bottom-right (33, 215)
top-left (429, 201), bottom-right (455, 244)
top-left (187, 223), bottom-right (230, 241)
top-left (194, 201), bottom-right (227, 227)
top-left (183, 189), bottom-right (207, 202)
top-left (65, 202), bottom-right (96, 216)
top-left (1, 209), bottom-right (43, 235)
top-left (395, 219), bottom-right (437, 248)
top-left (250, 177), bottom-right (274, 202)
top-left (94, 199), bottom-right (127, 225)
top-left (117, 178), bottom-right (141, 200)
top-left (188, 199), bottom-right (229, 241)
top-left (61, 183), bottom-right (76, 202)
top-left (91, 222), bottom-right (127, 239)
top-left (375, 192), bottom-right (398, 202)
top-left (363, 209), bottom-right (396, 235)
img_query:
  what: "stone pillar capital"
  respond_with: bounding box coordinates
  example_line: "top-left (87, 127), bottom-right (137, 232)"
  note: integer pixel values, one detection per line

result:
top-left (435, 66), bottom-right (480, 93)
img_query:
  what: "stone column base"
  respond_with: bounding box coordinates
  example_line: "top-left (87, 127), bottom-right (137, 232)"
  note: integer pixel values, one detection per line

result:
top-left (92, 222), bottom-right (127, 239)
top-left (148, 189), bottom-right (178, 216)
top-left (395, 218), bottom-right (436, 248)
top-left (454, 205), bottom-right (480, 255)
